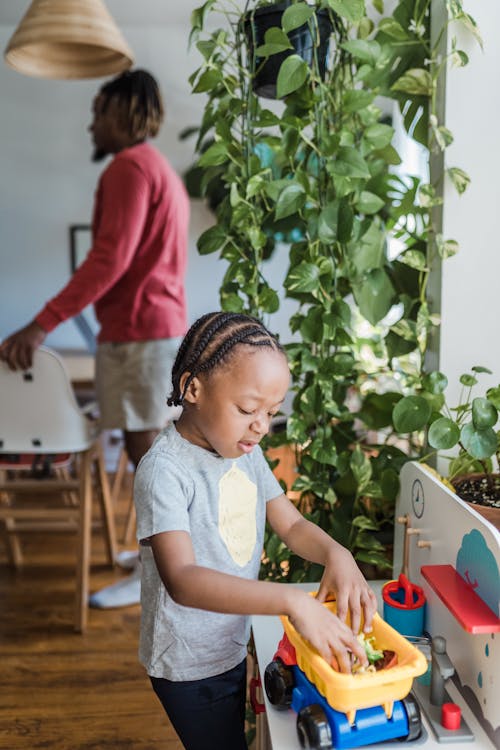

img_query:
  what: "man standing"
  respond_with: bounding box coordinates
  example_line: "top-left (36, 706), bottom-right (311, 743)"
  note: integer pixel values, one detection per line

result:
top-left (1, 69), bottom-right (188, 607)
top-left (0, 69), bottom-right (189, 470)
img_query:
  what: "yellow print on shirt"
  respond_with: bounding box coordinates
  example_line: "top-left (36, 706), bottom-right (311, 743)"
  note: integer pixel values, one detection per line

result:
top-left (218, 463), bottom-right (257, 567)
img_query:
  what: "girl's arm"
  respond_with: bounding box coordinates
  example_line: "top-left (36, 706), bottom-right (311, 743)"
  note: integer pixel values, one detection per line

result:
top-left (150, 529), bottom-right (367, 673)
top-left (266, 494), bottom-right (378, 636)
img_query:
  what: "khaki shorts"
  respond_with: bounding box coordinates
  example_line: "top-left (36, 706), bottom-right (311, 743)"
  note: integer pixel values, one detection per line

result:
top-left (95, 338), bottom-right (182, 431)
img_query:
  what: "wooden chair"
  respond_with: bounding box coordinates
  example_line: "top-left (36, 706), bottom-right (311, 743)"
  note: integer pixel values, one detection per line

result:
top-left (0, 346), bottom-right (117, 632)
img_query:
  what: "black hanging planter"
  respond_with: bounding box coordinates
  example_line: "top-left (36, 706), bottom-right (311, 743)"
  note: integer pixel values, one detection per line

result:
top-left (243, 2), bottom-right (333, 99)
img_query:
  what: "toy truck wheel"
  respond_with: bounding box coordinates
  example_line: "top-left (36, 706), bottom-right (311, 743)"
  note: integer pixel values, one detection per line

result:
top-left (296, 704), bottom-right (333, 749)
top-left (401, 692), bottom-right (422, 741)
top-left (264, 659), bottom-right (294, 709)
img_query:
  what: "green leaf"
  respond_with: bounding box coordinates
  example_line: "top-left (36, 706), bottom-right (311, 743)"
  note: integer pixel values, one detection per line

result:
top-left (256, 27), bottom-right (293, 57)
top-left (310, 440), bottom-right (338, 466)
top-left (333, 352), bottom-right (356, 375)
top-left (275, 183), bottom-right (306, 220)
top-left (353, 269), bottom-right (395, 325)
top-left (436, 236), bottom-right (459, 259)
top-left (393, 396), bottom-right (432, 433)
top-left (343, 89), bottom-right (374, 113)
top-left (337, 199), bottom-right (354, 243)
top-left (300, 307), bottom-right (324, 343)
top-left (332, 147), bottom-right (371, 178)
top-left (447, 166), bottom-right (470, 195)
top-left (422, 371), bottom-right (448, 395)
top-left (428, 418), bottom-right (460, 450)
top-left (377, 17), bottom-right (409, 40)
top-left (460, 422), bottom-right (498, 459)
top-left (381, 468), bottom-right (400, 502)
top-left (197, 224), bottom-right (227, 255)
top-left (472, 366), bottom-right (493, 374)
top-left (276, 55), bottom-right (309, 98)
top-left (460, 374), bottom-right (477, 387)
top-left (472, 397), bottom-right (498, 429)
top-left (284, 262), bottom-right (321, 294)
top-left (363, 123), bottom-right (394, 149)
top-left (486, 387), bottom-right (500, 410)
top-left (193, 68), bottom-right (222, 93)
top-left (399, 250), bottom-right (427, 271)
top-left (282, 3), bottom-right (314, 32)
top-left (258, 286), bottom-right (280, 313)
top-left (341, 39), bottom-right (381, 65)
top-left (326, 0), bottom-right (365, 23)
top-left (356, 191), bottom-right (385, 214)
top-left (350, 220), bottom-right (385, 274)
top-left (198, 141), bottom-right (228, 166)
top-left (350, 447), bottom-right (372, 492)
top-left (359, 392), bottom-right (402, 430)
top-left (318, 202), bottom-right (338, 243)
top-left (391, 68), bottom-right (432, 96)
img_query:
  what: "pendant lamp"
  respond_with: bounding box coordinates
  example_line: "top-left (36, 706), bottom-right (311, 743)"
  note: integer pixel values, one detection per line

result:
top-left (4, 0), bottom-right (134, 80)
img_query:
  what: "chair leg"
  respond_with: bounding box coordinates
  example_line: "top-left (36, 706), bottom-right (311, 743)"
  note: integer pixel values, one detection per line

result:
top-left (93, 441), bottom-right (117, 567)
top-left (1, 517), bottom-right (23, 566)
top-left (111, 446), bottom-right (129, 506)
top-left (75, 450), bottom-right (93, 633)
top-left (122, 496), bottom-right (136, 546)
top-left (0, 469), bottom-right (23, 566)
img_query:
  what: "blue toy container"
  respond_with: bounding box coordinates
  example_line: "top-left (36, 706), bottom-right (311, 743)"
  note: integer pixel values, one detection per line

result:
top-left (382, 574), bottom-right (426, 638)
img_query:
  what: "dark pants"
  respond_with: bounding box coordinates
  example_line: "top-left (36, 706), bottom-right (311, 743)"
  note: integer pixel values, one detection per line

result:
top-left (150, 659), bottom-right (248, 750)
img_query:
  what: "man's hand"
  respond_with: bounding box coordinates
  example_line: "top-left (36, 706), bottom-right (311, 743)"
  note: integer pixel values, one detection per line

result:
top-left (0, 321), bottom-right (47, 370)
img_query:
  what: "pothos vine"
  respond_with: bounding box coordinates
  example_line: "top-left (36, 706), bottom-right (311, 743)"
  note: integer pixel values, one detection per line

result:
top-left (188, 0), bottom-right (479, 577)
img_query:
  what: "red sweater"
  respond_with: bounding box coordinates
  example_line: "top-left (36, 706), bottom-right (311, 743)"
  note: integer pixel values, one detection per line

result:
top-left (36, 142), bottom-right (189, 343)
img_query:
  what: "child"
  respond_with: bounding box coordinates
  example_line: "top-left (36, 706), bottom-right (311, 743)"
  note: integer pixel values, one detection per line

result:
top-left (134, 311), bottom-right (378, 750)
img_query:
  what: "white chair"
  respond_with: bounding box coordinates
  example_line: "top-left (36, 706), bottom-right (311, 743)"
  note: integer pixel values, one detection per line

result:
top-left (0, 346), bottom-right (117, 632)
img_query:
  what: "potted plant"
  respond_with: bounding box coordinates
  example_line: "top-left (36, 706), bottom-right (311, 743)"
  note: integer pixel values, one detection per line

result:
top-left (188, 0), bottom-right (478, 576)
top-left (392, 367), bottom-right (500, 529)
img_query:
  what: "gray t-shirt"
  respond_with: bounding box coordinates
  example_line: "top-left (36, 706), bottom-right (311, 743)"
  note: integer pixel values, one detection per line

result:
top-left (134, 422), bottom-right (283, 680)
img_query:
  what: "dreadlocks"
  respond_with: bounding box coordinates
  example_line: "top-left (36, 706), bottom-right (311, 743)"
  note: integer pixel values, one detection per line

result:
top-left (168, 312), bottom-right (285, 407)
top-left (99, 69), bottom-right (164, 141)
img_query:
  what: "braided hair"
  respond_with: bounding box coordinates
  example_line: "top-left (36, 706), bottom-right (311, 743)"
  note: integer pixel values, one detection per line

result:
top-left (167, 312), bottom-right (285, 407)
top-left (99, 69), bottom-right (164, 141)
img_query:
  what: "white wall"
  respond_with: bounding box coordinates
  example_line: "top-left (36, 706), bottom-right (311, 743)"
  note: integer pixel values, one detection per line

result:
top-left (439, 0), bottom-right (500, 400)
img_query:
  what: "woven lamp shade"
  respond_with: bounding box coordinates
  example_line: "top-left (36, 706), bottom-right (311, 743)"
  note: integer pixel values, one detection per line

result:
top-left (4, 0), bottom-right (134, 80)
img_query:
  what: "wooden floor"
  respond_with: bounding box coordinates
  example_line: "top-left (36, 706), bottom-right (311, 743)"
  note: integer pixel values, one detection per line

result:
top-left (0, 470), bottom-right (183, 750)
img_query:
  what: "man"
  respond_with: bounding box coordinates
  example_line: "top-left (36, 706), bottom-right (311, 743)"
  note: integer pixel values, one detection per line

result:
top-left (0, 69), bottom-right (189, 607)
top-left (1, 69), bottom-right (189, 469)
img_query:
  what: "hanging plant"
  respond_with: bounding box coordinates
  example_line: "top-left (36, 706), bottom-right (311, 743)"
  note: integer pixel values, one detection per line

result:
top-left (189, 0), bottom-right (478, 578)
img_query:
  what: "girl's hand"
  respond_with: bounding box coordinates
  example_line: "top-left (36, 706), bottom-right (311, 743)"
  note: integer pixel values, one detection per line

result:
top-left (288, 591), bottom-right (367, 673)
top-left (316, 546), bottom-right (378, 637)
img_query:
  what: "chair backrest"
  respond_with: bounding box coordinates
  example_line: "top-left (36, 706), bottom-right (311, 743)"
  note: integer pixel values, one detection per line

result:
top-left (0, 346), bottom-right (95, 454)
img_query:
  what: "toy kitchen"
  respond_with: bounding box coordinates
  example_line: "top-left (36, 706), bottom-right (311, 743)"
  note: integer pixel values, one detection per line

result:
top-left (251, 462), bottom-right (500, 750)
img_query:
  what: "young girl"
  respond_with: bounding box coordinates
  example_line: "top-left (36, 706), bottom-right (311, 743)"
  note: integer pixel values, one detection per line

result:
top-left (134, 311), bottom-right (377, 750)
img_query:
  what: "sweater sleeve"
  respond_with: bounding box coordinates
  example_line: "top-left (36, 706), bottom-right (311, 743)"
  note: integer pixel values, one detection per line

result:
top-left (36, 157), bottom-right (151, 332)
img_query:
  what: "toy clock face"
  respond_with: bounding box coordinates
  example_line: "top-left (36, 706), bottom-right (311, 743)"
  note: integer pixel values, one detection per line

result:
top-left (411, 479), bottom-right (425, 518)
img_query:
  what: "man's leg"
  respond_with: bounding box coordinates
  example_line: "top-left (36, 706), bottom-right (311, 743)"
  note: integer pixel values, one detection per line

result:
top-left (123, 428), bottom-right (159, 469)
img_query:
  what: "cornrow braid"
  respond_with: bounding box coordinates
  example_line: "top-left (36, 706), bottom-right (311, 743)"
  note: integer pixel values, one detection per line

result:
top-left (167, 312), bottom-right (285, 407)
top-left (99, 69), bottom-right (164, 141)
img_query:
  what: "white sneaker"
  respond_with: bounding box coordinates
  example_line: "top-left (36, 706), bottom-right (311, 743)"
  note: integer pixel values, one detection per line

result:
top-left (89, 562), bottom-right (141, 609)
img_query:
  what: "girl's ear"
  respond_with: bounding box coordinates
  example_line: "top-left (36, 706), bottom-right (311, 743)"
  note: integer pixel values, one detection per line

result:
top-left (179, 372), bottom-right (202, 404)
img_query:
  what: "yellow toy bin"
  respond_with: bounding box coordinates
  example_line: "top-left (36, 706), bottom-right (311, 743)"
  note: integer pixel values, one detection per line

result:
top-left (280, 596), bottom-right (428, 724)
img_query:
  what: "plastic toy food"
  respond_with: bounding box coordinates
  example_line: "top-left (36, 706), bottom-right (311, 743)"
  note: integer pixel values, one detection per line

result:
top-left (351, 634), bottom-right (398, 673)
top-left (264, 595), bottom-right (428, 749)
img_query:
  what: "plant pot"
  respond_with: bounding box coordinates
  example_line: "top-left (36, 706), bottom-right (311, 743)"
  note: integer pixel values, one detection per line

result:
top-left (243, 3), bottom-right (333, 99)
top-left (451, 473), bottom-right (500, 530)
